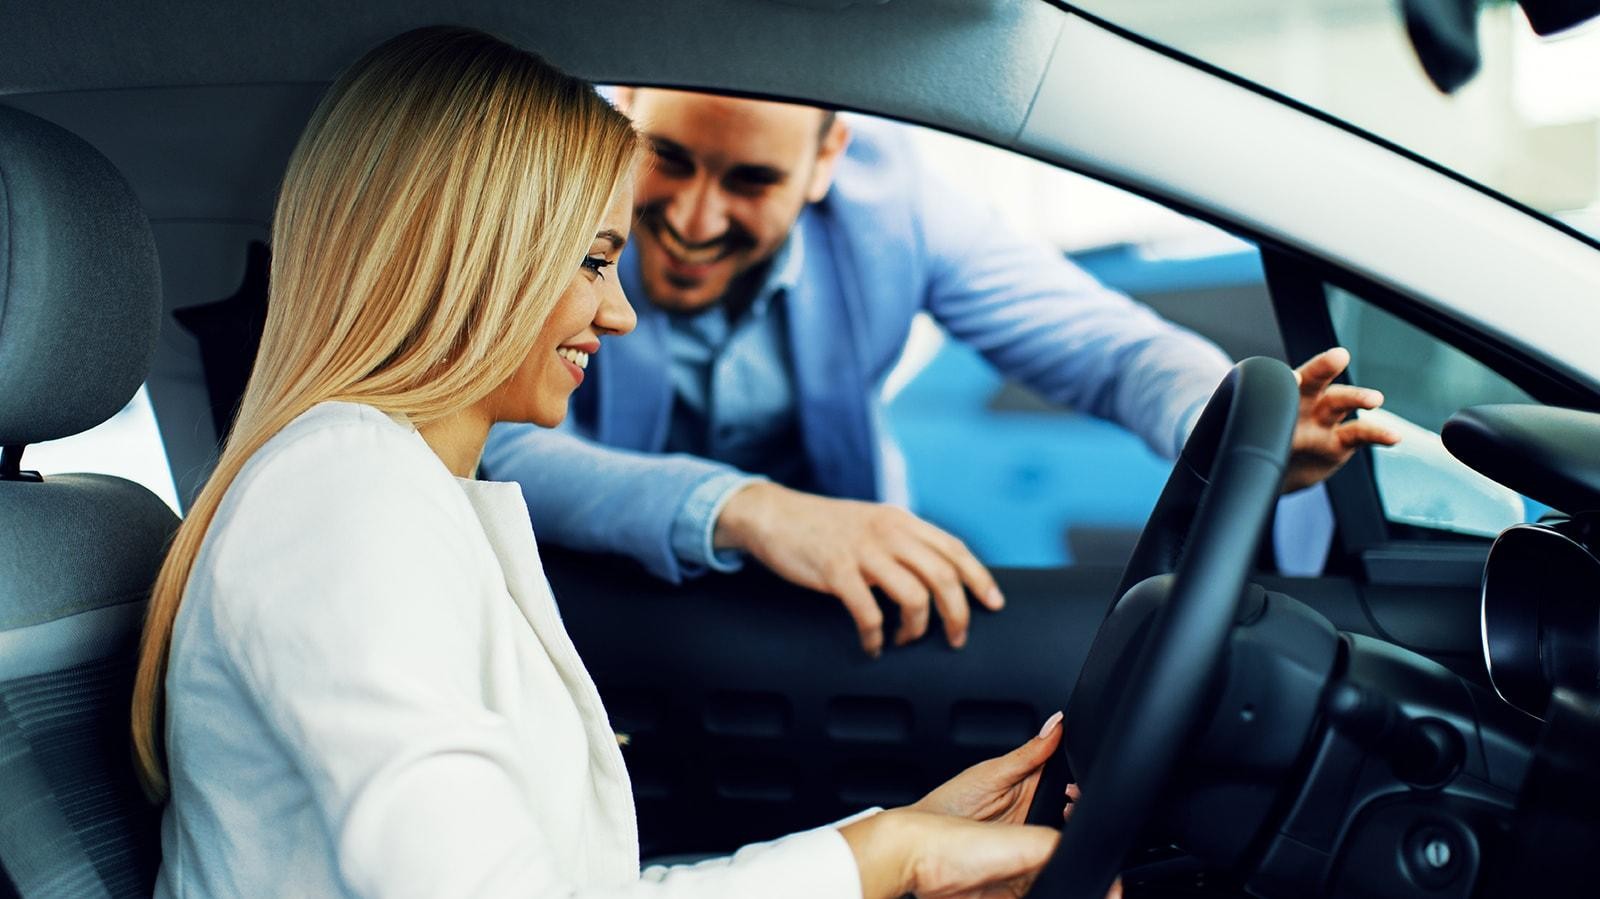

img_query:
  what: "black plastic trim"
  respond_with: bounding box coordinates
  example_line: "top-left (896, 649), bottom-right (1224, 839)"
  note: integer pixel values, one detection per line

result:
top-left (0, 446), bottom-right (41, 483)
top-left (1444, 405), bottom-right (1600, 515)
top-left (1360, 541), bottom-right (1489, 588)
top-left (1261, 251), bottom-right (1391, 565)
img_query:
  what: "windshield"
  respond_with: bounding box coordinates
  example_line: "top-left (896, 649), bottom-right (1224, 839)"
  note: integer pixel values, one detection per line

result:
top-left (1073, 0), bottom-right (1600, 235)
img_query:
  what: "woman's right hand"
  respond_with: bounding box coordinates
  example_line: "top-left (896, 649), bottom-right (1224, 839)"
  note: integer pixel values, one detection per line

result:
top-left (911, 711), bottom-right (1063, 826)
top-left (839, 805), bottom-right (1124, 899)
top-left (839, 808), bottom-right (1058, 898)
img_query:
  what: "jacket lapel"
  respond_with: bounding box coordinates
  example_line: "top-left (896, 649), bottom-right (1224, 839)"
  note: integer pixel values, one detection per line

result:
top-left (785, 210), bottom-right (879, 500)
top-left (462, 481), bottom-right (643, 879)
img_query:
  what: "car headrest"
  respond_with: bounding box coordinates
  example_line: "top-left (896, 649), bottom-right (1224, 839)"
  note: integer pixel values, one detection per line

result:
top-left (0, 104), bottom-right (162, 447)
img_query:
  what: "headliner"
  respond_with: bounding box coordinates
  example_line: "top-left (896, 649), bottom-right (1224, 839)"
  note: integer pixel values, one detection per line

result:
top-left (0, 0), bottom-right (1063, 146)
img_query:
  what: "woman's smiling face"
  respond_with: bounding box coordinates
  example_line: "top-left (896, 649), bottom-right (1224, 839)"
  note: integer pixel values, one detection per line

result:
top-left (490, 182), bottom-right (637, 427)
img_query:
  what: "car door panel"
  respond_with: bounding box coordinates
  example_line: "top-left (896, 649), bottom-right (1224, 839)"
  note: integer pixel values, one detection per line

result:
top-left (546, 548), bottom-right (1111, 854)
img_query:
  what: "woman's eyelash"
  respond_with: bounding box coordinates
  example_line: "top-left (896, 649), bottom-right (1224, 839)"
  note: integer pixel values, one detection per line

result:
top-left (582, 255), bottom-right (613, 278)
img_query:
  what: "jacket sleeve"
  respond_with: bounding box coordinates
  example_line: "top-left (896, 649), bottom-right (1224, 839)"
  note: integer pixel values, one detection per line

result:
top-left (209, 422), bottom-right (863, 899)
top-left (911, 158), bottom-right (1233, 460)
top-left (480, 421), bottom-right (745, 582)
top-left (637, 810), bottom-right (878, 896)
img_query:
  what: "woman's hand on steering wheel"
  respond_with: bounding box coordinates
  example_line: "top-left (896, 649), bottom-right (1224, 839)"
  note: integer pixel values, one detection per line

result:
top-left (844, 711), bottom-right (1121, 898)
top-left (911, 711), bottom-right (1064, 825)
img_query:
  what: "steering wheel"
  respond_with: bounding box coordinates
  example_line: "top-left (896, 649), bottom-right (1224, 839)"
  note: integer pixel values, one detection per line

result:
top-left (1024, 356), bottom-right (1300, 898)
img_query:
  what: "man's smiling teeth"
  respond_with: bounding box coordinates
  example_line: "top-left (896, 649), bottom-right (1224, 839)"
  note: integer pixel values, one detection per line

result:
top-left (670, 244), bottom-right (724, 265)
top-left (656, 225), bottom-right (725, 265)
top-left (557, 347), bottom-right (589, 369)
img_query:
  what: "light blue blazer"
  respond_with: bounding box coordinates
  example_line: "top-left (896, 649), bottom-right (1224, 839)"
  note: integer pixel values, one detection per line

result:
top-left (483, 120), bottom-right (1231, 581)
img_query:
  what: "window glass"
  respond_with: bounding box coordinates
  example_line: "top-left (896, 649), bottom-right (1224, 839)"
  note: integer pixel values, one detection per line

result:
top-left (24, 384), bottom-right (182, 514)
top-left (1325, 286), bottom-right (1545, 536)
top-left (879, 117), bottom-right (1275, 568)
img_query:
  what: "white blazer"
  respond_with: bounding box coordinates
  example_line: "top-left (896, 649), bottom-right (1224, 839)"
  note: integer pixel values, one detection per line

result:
top-left (155, 402), bottom-right (864, 898)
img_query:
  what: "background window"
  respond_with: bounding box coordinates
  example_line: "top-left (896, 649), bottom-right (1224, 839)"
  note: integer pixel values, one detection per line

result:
top-left (1326, 286), bottom-right (1545, 537)
top-left (879, 118), bottom-right (1275, 568)
top-left (24, 384), bottom-right (181, 514)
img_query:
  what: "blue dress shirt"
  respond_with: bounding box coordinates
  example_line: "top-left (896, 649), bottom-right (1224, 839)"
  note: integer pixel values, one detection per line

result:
top-left (659, 231), bottom-right (809, 572)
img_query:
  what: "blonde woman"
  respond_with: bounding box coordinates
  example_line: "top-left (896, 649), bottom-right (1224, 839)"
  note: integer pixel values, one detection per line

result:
top-left (133, 27), bottom-right (1078, 898)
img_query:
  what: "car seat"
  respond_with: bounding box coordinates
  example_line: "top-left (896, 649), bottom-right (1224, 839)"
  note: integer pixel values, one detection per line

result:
top-left (0, 104), bottom-right (178, 898)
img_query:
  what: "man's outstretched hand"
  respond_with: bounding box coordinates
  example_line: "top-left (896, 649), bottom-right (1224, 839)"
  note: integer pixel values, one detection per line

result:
top-left (714, 482), bottom-right (1004, 656)
top-left (1284, 347), bottom-right (1401, 493)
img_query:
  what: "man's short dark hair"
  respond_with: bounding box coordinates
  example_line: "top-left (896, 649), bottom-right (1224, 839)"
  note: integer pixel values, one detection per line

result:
top-left (818, 109), bottom-right (837, 143)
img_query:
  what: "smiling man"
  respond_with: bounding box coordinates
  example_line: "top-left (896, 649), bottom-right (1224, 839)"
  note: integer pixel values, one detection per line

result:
top-left (482, 89), bottom-right (1397, 657)
top-left (629, 98), bottom-right (839, 313)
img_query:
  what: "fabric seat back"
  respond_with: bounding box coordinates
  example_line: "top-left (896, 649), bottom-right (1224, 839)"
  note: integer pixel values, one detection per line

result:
top-left (0, 103), bottom-right (177, 898)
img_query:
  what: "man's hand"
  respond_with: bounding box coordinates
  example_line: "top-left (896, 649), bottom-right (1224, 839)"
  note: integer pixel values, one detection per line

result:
top-left (714, 481), bottom-right (1004, 656)
top-left (1283, 347), bottom-right (1401, 493)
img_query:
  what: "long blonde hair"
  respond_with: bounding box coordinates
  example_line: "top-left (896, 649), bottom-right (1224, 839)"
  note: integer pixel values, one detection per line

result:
top-left (132, 26), bottom-right (639, 798)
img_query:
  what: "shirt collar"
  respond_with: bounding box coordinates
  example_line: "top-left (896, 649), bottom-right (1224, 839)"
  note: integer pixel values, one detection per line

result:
top-left (749, 223), bottom-right (805, 318)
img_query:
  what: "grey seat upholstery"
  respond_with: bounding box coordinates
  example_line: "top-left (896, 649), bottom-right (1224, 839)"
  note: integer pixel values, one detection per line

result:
top-left (0, 104), bottom-right (178, 898)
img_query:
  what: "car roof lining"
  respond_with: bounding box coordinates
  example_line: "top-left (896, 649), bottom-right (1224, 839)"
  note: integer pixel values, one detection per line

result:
top-left (0, 0), bottom-right (1064, 147)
